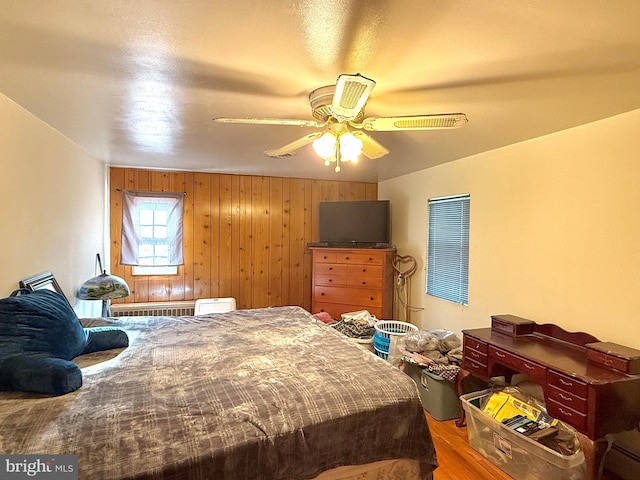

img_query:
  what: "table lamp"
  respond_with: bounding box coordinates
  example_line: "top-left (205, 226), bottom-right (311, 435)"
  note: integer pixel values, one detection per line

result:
top-left (77, 254), bottom-right (130, 316)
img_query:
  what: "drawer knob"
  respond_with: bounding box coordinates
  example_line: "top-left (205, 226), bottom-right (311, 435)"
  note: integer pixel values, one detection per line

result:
top-left (495, 351), bottom-right (506, 358)
top-left (559, 393), bottom-right (572, 401)
top-left (559, 378), bottom-right (574, 387)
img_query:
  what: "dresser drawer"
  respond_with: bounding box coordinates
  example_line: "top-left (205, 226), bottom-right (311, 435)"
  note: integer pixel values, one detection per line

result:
top-left (547, 398), bottom-right (588, 432)
top-left (464, 336), bottom-right (488, 354)
top-left (548, 385), bottom-right (588, 413)
top-left (346, 265), bottom-right (383, 288)
top-left (313, 301), bottom-right (382, 320)
top-left (314, 285), bottom-right (382, 307)
top-left (313, 264), bottom-right (347, 286)
top-left (337, 252), bottom-right (384, 265)
top-left (548, 370), bottom-right (589, 398)
top-left (314, 251), bottom-right (337, 263)
top-left (489, 346), bottom-right (546, 380)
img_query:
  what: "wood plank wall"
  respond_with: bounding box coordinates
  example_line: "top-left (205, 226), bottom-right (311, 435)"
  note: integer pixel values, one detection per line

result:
top-left (109, 168), bottom-right (377, 311)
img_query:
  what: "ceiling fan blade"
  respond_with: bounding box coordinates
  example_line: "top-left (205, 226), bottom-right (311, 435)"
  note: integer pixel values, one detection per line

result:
top-left (351, 131), bottom-right (389, 159)
top-left (213, 117), bottom-right (323, 127)
top-left (361, 113), bottom-right (468, 131)
top-left (331, 73), bottom-right (376, 121)
top-left (264, 132), bottom-right (324, 158)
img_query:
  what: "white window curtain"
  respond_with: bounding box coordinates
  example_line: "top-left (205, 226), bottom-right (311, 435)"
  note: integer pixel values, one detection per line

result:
top-left (426, 194), bottom-right (470, 305)
top-left (121, 190), bottom-right (184, 266)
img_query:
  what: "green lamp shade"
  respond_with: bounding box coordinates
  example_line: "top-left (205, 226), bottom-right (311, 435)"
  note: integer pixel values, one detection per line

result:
top-left (77, 273), bottom-right (130, 301)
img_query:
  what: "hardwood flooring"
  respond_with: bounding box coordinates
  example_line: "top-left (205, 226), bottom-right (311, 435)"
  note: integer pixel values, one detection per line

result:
top-left (425, 412), bottom-right (512, 480)
top-left (425, 412), bottom-right (623, 480)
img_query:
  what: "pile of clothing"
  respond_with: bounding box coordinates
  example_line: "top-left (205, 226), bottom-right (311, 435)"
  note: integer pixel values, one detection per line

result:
top-left (330, 310), bottom-right (377, 339)
top-left (400, 329), bottom-right (463, 381)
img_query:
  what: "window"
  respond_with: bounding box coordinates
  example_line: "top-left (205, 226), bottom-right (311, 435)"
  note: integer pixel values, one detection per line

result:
top-left (121, 190), bottom-right (184, 274)
top-left (426, 194), bottom-right (470, 304)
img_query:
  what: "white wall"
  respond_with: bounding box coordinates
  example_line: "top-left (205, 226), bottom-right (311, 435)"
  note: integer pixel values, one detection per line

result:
top-left (0, 93), bottom-right (105, 310)
top-left (380, 109), bottom-right (640, 349)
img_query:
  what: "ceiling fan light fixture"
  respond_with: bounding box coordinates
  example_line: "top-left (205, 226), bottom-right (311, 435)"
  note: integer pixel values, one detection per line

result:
top-left (312, 131), bottom-right (336, 159)
top-left (339, 132), bottom-right (362, 161)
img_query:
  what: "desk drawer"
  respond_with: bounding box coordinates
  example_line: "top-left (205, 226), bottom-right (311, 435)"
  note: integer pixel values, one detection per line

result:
top-left (548, 385), bottom-right (588, 413)
top-left (548, 370), bottom-right (589, 398)
top-left (489, 346), bottom-right (546, 380)
top-left (464, 346), bottom-right (487, 365)
top-left (464, 336), bottom-right (488, 354)
top-left (464, 357), bottom-right (488, 378)
top-left (547, 398), bottom-right (588, 432)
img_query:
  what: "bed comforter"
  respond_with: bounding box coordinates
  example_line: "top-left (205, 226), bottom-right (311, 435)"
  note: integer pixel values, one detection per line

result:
top-left (0, 306), bottom-right (437, 479)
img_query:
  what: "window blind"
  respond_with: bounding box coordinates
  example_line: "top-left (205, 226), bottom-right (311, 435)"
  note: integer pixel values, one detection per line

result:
top-left (426, 194), bottom-right (470, 304)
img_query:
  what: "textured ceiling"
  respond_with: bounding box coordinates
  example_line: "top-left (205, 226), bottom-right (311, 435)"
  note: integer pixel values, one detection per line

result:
top-left (2, 0), bottom-right (640, 182)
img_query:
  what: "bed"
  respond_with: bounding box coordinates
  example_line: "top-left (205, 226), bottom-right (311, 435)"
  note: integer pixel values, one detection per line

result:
top-left (0, 306), bottom-right (438, 479)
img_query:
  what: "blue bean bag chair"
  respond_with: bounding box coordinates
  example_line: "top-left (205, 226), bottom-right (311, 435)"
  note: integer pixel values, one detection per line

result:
top-left (0, 288), bottom-right (129, 395)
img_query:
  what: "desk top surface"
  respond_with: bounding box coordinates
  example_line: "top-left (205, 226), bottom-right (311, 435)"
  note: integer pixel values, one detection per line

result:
top-left (464, 327), bottom-right (637, 384)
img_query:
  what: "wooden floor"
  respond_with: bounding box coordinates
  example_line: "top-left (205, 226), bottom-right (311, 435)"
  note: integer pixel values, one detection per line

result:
top-left (425, 412), bottom-right (512, 480)
top-left (425, 412), bottom-right (622, 480)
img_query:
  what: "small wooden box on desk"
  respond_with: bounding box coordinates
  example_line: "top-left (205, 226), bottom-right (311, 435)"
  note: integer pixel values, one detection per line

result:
top-left (310, 247), bottom-right (395, 320)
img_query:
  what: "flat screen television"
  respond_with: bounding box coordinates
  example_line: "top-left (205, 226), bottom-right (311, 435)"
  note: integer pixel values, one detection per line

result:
top-left (318, 200), bottom-right (391, 247)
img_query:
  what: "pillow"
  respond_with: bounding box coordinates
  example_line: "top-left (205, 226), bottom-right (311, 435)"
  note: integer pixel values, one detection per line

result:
top-left (0, 288), bottom-right (129, 395)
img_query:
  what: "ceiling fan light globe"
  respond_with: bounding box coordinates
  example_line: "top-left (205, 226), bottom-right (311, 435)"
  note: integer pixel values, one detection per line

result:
top-left (339, 132), bottom-right (363, 161)
top-left (313, 132), bottom-right (336, 159)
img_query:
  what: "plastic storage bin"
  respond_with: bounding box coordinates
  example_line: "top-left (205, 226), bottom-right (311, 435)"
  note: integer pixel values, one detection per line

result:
top-left (461, 389), bottom-right (586, 480)
top-left (404, 362), bottom-right (461, 421)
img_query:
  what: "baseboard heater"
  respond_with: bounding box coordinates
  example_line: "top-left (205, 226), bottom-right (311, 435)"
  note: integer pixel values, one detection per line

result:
top-left (110, 301), bottom-right (196, 317)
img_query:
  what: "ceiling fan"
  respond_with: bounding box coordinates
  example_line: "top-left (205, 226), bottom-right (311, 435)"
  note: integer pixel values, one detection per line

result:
top-left (213, 73), bottom-right (467, 172)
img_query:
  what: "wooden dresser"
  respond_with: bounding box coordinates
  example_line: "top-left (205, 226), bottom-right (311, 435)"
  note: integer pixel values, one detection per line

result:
top-left (310, 247), bottom-right (396, 320)
top-left (459, 314), bottom-right (640, 480)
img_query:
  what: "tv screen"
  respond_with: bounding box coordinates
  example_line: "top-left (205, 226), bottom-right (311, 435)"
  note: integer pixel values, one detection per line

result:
top-left (318, 200), bottom-right (390, 247)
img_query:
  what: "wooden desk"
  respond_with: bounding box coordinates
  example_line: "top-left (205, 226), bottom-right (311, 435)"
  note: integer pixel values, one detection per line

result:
top-left (458, 315), bottom-right (640, 480)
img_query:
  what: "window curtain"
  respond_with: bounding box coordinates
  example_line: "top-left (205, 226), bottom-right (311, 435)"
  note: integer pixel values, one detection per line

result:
top-left (120, 190), bottom-right (184, 266)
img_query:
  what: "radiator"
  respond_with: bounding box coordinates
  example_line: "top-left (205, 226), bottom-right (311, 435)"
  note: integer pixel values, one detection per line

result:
top-left (110, 301), bottom-right (196, 317)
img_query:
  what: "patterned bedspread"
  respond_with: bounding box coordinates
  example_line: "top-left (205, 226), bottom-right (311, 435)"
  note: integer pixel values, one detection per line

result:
top-left (0, 306), bottom-right (437, 479)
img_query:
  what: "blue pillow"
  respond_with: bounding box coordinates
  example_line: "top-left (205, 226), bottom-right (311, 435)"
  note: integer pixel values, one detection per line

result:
top-left (0, 288), bottom-right (128, 395)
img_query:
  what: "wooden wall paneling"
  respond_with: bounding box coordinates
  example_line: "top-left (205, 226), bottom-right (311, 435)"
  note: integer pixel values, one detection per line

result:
top-left (193, 173), bottom-right (212, 300)
top-left (280, 178), bottom-right (292, 306)
top-left (238, 176), bottom-right (253, 309)
top-left (108, 169), bottom-right (127, 304)
top-left (109, 168), bottom-right (378, 309)
top-left (218, 175), bottom-right (233, 298)
top-left (230, 175), bottom-right (241, 303)
top-left (288, 179), bottom-right (306, 308)
top-left (209, 174), bottom-right (221, 299)
top-left (182, 172), bottom-right (195, 300)
top-left (302, 179), bottom-right (313, 311)
top-left (365, 182), bottom-right (378, 199)
top-left (269, 177), bottom-right (284, 307)
top-left (252, 176), bottom-right (270, 308)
